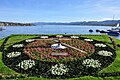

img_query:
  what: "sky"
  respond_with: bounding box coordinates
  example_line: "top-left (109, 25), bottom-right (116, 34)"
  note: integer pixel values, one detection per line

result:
top-left (0, 0), bottom-right (120, 22)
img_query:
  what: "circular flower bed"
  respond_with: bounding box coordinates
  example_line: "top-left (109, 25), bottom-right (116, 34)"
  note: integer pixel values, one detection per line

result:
top-left (7, 52), bottom-right (21, 58)
top-left (50, 64), bottom-right (69, 75)
top-left (12, 44), bottom-right (24, 48)
top-left (17, 59), bottom-right (35, 70)
top-left (97, 50), bottom-right (113, 56)
top-left (2, 36), bottom-right (116, 78)
top-left (84, 39), bottom-right (93, 42)
top-left (24, 39), bottom-right (95, 62)
top-left (95, 43), bottom-right (106, 47)
top-left (25, 39), bottom-right (35, 43)
top-left (82, 59), bottom-right (101, 68)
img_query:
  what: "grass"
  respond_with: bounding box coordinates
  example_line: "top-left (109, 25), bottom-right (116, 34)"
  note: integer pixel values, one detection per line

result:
top-left (10, 76), bottom-right (120, 80)
top-left (0, 52), bottom-right (17, 75)
top-left (81, 35), bottom-right (111, 42)
top-left (12, 76), bottom-right (103, 80)
top-left (5, 35), bottom-right (39, 49)
top-left (0, 34), bottom-right (120, 80)
top-left (80, 35), bottom-right (113, 48)
top-left (0, 38), bottom-right (6, 46)
top-left (0, 38), bottom-right (18, 74)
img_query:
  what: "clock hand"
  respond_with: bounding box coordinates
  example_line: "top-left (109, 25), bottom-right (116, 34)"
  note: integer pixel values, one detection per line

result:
top-left (61, 43), bottom-right (87, 54)
top-left (53, 39), bottom-right (87, 54)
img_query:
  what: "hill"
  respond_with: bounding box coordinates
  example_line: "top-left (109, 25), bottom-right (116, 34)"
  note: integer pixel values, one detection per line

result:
top-left (34, 20), bottom-right (120, 26)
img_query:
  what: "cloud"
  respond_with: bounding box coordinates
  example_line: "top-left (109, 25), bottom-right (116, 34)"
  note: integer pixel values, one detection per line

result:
top-left (93, 0), bottom-right (120, 14)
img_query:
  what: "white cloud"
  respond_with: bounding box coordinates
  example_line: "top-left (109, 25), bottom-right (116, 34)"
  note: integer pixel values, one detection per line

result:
top-left (93, 0), bottom-right (120, 14)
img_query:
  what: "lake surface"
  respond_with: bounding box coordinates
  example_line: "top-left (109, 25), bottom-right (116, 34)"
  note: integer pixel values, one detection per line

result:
top-left (0, 25), bottom-right (120, 39)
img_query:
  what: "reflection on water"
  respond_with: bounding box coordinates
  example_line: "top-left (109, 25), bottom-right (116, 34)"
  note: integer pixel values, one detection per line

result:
top-left (0, 25), bottom-right (120, 39)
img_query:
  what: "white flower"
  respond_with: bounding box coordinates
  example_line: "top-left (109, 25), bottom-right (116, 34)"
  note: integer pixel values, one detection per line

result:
top-left (40, 36), bottom-right (48, 39)
top-left (70, 36), bottom-right (79, 38)
top-left (56, 35), bottom-right (63, 38)
top-left (95, 43), bottom-right (106, 47)
top-left (7, 52), bottom-right (21, 58)
top-left (13, 44), bottom-right (24, 48)
top-left (26, 39), bottom-right (35, 42)
top-left (83, 59), bottom-right (101, 68)
top-left (97, 50), bottom-right (113, 56)
top-left (84, 39), bottom-right (93, 42)
top-left (17, 59), bottom-right (35, 70)
top-left (51, 64), bottom-right (69, 75)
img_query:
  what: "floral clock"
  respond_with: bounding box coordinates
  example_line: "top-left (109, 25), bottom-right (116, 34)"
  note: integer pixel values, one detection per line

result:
top-left (2, 35), bottom-right (116, 78)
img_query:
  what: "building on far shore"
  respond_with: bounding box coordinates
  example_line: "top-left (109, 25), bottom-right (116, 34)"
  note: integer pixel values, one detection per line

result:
top-left (0, 22), bottom-right (33, 26)
top-left (0, 23), bottom-right (4, 26)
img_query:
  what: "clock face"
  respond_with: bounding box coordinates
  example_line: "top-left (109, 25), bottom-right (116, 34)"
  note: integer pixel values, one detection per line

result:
top-left (2, 35), bottom-right (116, 78)
top-left (24, 38), bottom-right (95, 62)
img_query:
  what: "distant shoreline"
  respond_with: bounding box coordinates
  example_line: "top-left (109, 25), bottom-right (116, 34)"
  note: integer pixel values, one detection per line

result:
top-left (1, 19), bottom-right (120, 26)
top-left (0, 22), bottom-right (34, 26)
top-left (37, 24), bottom-right (114, 26)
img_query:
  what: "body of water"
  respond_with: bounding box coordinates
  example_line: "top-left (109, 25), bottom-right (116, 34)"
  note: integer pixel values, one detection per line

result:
top-left (0, 25), bottom-right (120, 39)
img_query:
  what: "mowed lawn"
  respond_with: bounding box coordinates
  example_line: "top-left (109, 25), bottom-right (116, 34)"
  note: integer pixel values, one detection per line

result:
top-left (0, 34), bottom-right (120, 80)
